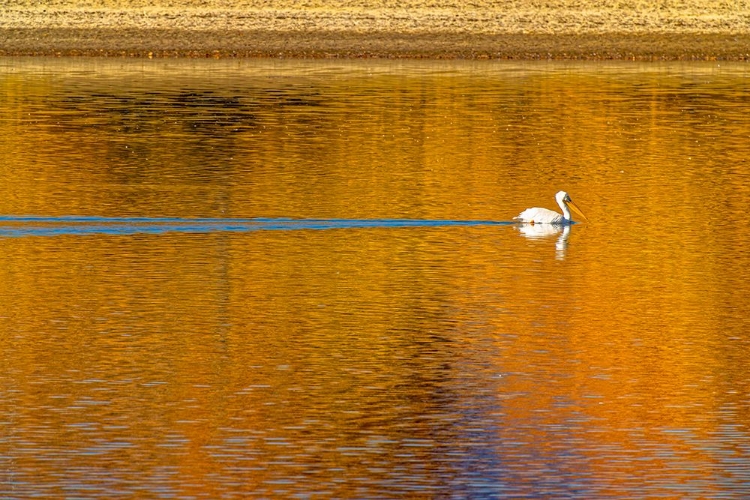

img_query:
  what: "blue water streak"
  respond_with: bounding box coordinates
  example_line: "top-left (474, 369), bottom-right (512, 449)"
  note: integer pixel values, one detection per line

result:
top-left (0, 216), bottom-right (514, 238)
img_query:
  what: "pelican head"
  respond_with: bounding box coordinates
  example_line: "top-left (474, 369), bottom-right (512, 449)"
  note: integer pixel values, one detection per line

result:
top-left (556, 191), bottom-right (588, 222)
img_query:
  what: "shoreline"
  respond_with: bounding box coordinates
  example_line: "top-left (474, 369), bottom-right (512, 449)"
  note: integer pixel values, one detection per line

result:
top-left (2, 30), bottom-right (749, 61)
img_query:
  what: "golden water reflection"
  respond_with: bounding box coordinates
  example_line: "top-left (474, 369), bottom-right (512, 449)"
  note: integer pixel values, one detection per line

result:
top-left (0, 58), bottom-right (749, 497)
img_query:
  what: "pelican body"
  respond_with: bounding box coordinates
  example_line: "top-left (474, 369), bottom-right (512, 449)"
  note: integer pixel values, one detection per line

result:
top-left (514, 191), bottom-right (588, 225)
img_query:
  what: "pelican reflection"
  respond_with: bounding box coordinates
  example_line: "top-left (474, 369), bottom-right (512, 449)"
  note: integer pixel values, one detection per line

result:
top-left (516, 223), bottom-right (571, 260)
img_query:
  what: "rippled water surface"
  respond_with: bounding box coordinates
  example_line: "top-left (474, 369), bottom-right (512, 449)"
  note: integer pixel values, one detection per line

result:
top-left (1, 58), bottom-right (750, 497)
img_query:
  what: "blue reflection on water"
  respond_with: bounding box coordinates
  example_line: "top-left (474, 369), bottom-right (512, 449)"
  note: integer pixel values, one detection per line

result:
top-left (0, 216), bottom-right (514, 237)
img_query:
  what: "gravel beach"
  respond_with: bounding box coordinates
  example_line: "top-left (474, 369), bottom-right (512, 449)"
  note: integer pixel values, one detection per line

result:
top-left (1, 1), bottom-right (749, 59)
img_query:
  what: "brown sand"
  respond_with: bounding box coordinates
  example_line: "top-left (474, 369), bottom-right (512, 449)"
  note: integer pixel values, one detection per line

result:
top-left (1, 1), bottom-right (749, 59)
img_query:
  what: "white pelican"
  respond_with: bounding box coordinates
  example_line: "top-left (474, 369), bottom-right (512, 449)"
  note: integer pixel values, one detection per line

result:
top-left (514, 191), bottom-right (588, 224)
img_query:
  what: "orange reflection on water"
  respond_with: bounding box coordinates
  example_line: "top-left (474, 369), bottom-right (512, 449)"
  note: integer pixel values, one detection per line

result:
top-left (0, 59), bottom-right (749, 496)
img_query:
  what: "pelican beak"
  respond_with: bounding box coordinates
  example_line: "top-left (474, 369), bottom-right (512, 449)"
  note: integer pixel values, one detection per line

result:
top-left (566, 200), bottom-right (589, 222)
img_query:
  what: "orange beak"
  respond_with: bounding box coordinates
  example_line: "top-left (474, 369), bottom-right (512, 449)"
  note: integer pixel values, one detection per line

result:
top-left (566, 199), bottom-right (589, 222)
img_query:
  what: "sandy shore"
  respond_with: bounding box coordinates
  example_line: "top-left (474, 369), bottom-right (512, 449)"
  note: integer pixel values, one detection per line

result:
top-left (1, 1), bottom-right (749, 59)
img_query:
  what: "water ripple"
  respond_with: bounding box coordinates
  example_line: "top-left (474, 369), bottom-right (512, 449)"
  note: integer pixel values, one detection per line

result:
top-left (0, 216), bottom-right (513, 237)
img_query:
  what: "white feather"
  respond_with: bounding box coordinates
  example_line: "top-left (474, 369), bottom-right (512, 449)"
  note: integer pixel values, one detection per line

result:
top-left (514, 207), bottom-right (565, 224)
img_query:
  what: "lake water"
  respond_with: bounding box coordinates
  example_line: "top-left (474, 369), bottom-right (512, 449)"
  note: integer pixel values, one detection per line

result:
top-left (1, 57), bottom-right (750, 498)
